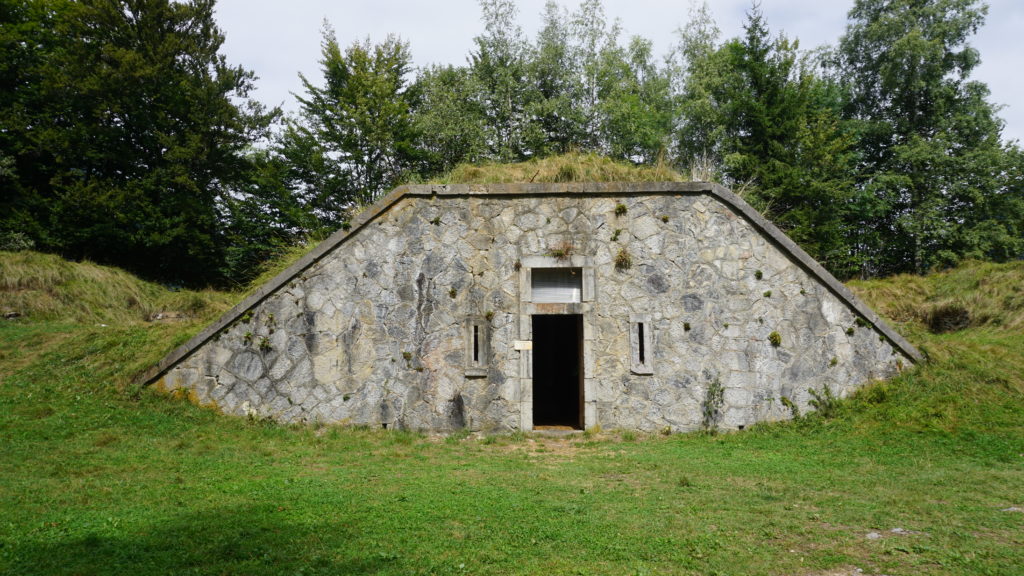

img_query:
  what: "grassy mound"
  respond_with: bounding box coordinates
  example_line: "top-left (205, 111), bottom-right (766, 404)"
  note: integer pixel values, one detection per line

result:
top-left (850, 260), bottom-right (1024, 334)
top-left (838, 261), bottom-right (1024, 446)
top-left (1, 254), bottom-right (1021, 575)
top-left (430, 151), bottom-right (686, 184)
top-left (0, 250), bottom-right (235, 325)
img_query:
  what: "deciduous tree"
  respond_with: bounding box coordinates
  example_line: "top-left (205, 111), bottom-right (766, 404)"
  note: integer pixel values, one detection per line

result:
top-left (837, 0), bottom-right (1023, 273)
top-left (285, 28), bottom-right (417, 207)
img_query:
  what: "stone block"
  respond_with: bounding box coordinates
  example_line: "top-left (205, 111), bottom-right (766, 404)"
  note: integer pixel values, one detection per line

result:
top-left (230, 351), bottom-right (264, 382)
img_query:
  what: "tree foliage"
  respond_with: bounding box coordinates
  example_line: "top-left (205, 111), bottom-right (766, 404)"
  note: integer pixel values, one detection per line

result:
top-left (3, 0), bottom-right (1020, 285)
top-left (283, 27), bottom-right (417, 210)
top-left (0, 0), bottom-right (275, 284)
top-left (836, 0), bottom-right (1022, 274)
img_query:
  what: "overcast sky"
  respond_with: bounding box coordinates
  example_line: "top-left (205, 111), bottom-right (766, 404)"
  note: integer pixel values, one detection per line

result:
top-left (214, 0), bottom-right (1023, 144)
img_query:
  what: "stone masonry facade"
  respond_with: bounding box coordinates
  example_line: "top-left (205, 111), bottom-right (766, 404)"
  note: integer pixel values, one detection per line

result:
top-left (147, 183), bottom-right (919, 432)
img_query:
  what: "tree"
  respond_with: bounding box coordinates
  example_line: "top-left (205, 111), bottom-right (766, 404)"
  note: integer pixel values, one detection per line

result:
top-left (713, 5), bottom-right (809, 190)
top-left (597, 36), bottom-right (674, 163)
top-left (285, 27), bottom-right (417, 208)
top-left (1, 0), bottom-right (71, 247)
top-left (569, 0), bottom-right (617, 150)
top-left (410, 65), bottom-right (488, 175)
top-left (678, 4), bottom-right (866, 277)
top-left (0, 0), bottom-right (275, 285)
top-left (837, 0), bottom-right (1023, 274)
top-left (526, 0), bottom-right (586, 155)
top-left (469, 0), bottom-right (537, 161)
top-left (220, 149), bottom-right (316, 284)
top-left (670, 1), bottom-right (726, 178)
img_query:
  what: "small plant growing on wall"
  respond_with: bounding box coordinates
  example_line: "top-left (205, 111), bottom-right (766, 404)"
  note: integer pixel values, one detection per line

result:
top-left (763, 290), bottom-right (772, 298)
top-left (243, 331), bottom-right (253, 346)
top-left (702, 377), bottom-right (724, 434)
top-left (614, 202), bottom-right (628, 216)
top-left (614, 247), bottom-right (632, 270)
top-left (846, 326), bottom-right (856, 336)
top-left (448, 288), bottom-right (457, 298)
top-left (430, 216), bottom-right (441, 226)
top-left (259, 336), bottom-right (272, 352)
top-left (548, 240), bottom-right (574, 260)
top-left (768, 331), bottom-right (782, 347)
top-left (610, 228), bottom-right (622, 241)
top-left (485, 310), bottom-right (495, 322)
top-left (754, 270), bottom-right (763, 280)
top-left (661, 214), bottom-right (669, 223)
top-left (781, 396), bottom-right (800, 418)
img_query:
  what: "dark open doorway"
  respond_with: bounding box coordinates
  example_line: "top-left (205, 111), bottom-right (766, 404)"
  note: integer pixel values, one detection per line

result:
top-left (532, 314), bottom-right (583, 429)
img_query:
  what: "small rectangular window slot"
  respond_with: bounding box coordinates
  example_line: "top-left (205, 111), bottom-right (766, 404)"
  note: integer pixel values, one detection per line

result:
top-left (464, 317), bottom-right (488, 378)
top-left (638, 322), bottom-right (645, 364)
top-left (629, 315), bottom-right (654, 375)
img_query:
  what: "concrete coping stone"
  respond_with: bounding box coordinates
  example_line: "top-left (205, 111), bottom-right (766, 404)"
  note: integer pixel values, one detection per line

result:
top-left (137, 182), bottom-right (922, 386)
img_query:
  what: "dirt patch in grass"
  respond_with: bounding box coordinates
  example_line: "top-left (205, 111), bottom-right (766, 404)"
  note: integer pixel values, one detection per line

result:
top-left (798, 565), bottom-right (880, 569)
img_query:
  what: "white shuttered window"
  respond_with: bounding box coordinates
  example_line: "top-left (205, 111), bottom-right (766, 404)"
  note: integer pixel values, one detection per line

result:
top-left (531, 268), bottom-right (582, 303)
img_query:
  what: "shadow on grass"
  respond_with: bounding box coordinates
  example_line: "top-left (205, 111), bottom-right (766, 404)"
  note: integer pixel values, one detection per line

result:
top-left (3, 506), bottom-right (393, 576)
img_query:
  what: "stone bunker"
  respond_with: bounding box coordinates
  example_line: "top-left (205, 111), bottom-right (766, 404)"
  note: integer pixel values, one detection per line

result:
top-left (142, 182), bottom-right (921, 432)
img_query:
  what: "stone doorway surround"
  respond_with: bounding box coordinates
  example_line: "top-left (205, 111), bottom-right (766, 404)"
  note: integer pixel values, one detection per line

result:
top-left (518, 255), bottom-right (596, 431)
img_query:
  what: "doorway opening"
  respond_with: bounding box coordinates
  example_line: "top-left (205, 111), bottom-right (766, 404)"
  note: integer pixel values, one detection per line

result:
top-left (532, 314), bottom-right (583, 429)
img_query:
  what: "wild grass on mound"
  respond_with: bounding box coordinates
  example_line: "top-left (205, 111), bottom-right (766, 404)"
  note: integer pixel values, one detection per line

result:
top-left (431, 152), bottom-right (686, 185)
top-left (849, 260), bottom-right (1024, 335)
top-left (238, 240), bottom-right (322, 294)
top-left (0, 251), bottom-right (234, 325)
top-left (842, 261), bottom-right (1024, 440)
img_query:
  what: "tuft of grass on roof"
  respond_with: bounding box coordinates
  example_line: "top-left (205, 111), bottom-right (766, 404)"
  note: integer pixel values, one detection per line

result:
top-left (241, 239), bottom-right (323, 294)
top-left (430, 152), bottom-right (686, 185)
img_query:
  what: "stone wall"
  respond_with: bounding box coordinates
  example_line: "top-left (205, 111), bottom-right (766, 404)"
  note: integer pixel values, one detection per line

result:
top-left (154, 186), bottom-right (915, 432)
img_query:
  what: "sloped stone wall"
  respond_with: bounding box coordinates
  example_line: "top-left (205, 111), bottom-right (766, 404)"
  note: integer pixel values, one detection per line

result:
top-left (156, 190), bottom-right (911, 431)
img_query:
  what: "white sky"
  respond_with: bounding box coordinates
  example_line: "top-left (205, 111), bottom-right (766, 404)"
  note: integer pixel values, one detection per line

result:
top-left (214, 0), bottom-right (1024, 145)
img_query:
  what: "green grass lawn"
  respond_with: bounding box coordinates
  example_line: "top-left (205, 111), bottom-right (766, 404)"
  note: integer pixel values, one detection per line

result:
top-left (1, 257), bottom-right (1022, 575)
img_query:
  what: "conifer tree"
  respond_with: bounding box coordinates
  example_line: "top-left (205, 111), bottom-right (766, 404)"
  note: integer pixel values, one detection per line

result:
top-left (0, 0), bottom-right (275, 284)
